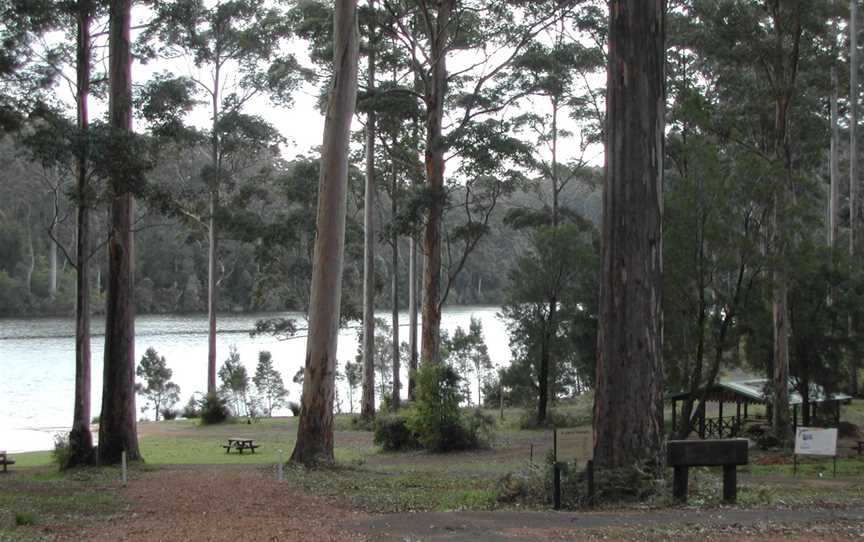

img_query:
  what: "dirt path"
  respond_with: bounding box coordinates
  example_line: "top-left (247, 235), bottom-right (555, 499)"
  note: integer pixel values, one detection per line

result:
top-left (343, 507), bottom-right (864, 541)
top-left (65, 465), bottom-right (864, 541)
top-left (78, 465), bottom-right (369, 542)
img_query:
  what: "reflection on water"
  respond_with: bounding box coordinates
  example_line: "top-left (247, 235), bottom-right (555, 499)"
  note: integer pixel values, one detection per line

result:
top-left (0, 307), bottom-right (509, 452)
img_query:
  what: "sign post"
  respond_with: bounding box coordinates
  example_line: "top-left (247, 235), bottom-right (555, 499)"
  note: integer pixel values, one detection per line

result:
top-left (794, 427), bottom-right (838, 477)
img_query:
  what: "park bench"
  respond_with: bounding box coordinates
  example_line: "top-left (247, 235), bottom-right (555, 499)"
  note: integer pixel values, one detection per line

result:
top-left (855, 440), bottom-right (864, 455)
top-left (222, 438), bottom-right (259, 454)
top-left (0, 451), bottom-right (15, 473)
top-left (667, 439), bottom-right (748, 503)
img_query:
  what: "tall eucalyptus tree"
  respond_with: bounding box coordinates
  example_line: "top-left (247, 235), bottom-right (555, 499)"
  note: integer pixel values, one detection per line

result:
top-left (290, 0), bottom-right (359, 466)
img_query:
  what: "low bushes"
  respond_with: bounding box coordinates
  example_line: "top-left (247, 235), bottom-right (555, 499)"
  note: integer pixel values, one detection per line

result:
top-left (373, 364), bottom-right (495, 453)
top-left (199, 393), bottom-right (230, 425)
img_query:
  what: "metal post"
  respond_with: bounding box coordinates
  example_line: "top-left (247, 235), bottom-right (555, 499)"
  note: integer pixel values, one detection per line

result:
top-left (530, 443), bottom-right (534, 464)
top-left (277, 449), bottom-right (284, 481)
top-left (586, 460), bottom-right (595, 507)
top-left (722, 464), bottom-right (737, 504)
top-left (553, 463), bottom-right (561, 510)
top-left (121, 450), bottom-right (127, 485)
top-left (672, 466), bottom-right (688, 502)
top-left (718, 399), bottom-right (724, 438)
top-left (553, 428), bottom-right (558, 463)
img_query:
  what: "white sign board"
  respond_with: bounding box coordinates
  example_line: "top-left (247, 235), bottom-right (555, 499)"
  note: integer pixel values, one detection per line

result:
top-left (794, 427), bottom-right (838, 457)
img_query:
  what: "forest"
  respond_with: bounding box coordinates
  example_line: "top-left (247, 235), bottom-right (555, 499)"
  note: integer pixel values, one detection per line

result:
top-left (2, 0), bottom-right (863, 473)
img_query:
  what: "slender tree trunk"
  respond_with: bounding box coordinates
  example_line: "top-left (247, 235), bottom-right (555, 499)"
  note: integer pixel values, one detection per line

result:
top-left (290, 0), bottom-right (358, 466)
top-left (391, 161), bottom-right (401, 410)
top-left (850, 0), bottom-right (860, 397)
top-left (361, 0), bottom-right (377, 418)
top-left (593, 0), bottom-right (665, 471)
top-left (408, 235), bottom-right (418, 399)
top-left (830, 66), bottom-right (840, 246)
top-left (420, 0), bottom-right (454, 365)
top-left (23, 203), bottom-right (34, 296)
top-left (66, 0), bottom-right (94, 468)
top-left (99, 0), bottom-right (140, 464)
top-left (49, 229), bottom-right (58, 299)
top-left (207, 59), bottom-right (221, 396)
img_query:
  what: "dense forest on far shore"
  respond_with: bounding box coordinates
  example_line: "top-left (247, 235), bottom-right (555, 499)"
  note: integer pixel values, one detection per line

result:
top-left (0, 136), bottom-right (601, 318)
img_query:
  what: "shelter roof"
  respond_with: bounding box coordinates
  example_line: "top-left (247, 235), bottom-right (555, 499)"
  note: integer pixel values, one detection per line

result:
top-left (666, 379), bottom-right (851, 406)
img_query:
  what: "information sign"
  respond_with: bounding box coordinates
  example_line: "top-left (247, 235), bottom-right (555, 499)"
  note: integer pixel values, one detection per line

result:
top-left (555, 428), bottom-right (593, 463)
top-left (794, 427), bottom-right (838, 457)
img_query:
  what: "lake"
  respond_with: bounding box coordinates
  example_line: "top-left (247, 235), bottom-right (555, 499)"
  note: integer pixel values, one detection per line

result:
top-left (0, 306), bottom-right (509, 453)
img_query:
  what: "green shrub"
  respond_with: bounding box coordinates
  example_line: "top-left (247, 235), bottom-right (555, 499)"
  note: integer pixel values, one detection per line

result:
top-left (199, 392), bottom-right (229, 425)
top-left (287, 401), bottom-right (301, 416)
top-left (407, 363), bottom-right (494, 452)
top-left (181, 395), bottom-right (200, 419)
top-left (15, 512), bottom-right (38, 526)
top-left (161, 408), bottom-right (178, 420)
top-left (51, 433), bottom-right (71, 468)
top-left (373, 412), bottom-right (419, 451)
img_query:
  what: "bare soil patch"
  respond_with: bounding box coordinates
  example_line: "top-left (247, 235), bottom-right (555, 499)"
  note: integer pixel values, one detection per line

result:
top-left (77, 464), bottom-right (370, 542)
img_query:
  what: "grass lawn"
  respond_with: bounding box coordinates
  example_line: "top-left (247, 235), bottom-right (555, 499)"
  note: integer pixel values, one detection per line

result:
top-left (2, 398), bottom-right (863, 530)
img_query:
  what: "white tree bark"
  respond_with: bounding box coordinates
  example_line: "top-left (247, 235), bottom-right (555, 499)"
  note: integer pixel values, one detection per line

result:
top-left (290, 0), bottom-right (359, 465)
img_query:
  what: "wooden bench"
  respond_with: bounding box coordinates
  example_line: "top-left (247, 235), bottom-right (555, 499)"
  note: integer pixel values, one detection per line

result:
top-left (667, 439), bottom-right (748, 504)
top-left (855, 440), bottom-right (864, 455)
top-left (0, 451), bottom-right (15, 473)
top-left (223, 438), bottom-right (259, 454)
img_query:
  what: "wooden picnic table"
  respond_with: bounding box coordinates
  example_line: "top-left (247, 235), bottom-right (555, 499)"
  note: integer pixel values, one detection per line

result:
top-left (0, 451), bottom-right (15, 473)
top-left (223, 438), bottom-right (259, 454)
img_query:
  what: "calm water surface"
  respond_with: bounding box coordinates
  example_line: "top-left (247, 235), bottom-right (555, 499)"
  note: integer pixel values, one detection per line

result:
top-left (0, 306), bottom-right (508, 452)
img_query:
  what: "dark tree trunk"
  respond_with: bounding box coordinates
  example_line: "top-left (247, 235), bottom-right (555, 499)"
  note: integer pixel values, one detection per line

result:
top-left (593, 0), bottom-right (665, 471)
top-left (99, 0), bottom-right (140, 465)
top-left (290, 0), bottom-right (358, 466)
top-left (66, 0), bottom-right (95, 469)
top-left (361, 0), bottom-right (377, 419)
top-left (391, 159), bottom-right (401, 410)
top-left (408, 235), bottom-right (418, 399)
top-left (420, 0), bottom-right (453, 365)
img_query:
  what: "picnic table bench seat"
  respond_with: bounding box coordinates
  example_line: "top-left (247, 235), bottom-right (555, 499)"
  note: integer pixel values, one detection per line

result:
top-left (223, 439), bottom-right (259, 454)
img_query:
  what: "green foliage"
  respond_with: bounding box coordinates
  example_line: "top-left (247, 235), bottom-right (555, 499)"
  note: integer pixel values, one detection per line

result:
top-left (14, 511), bottom-right (38, 526)
top-left (407, 364), bottom-right (494, 452)
top-left (199, 392), bottom-right (229, 425)
top-left (373, 412), bottom-right (419, 452)
top-left (442, 317), bottom-right (493, 406)
top-left (50, 433), bottom-right (71, 468)
top-left (500, 224), bottom-right (598, 413)
top-left (218, 346), bottom-right (253, 417)
top-left (252, 350), bottom-right (288, 417)
top-left (135, 347), bottom-right (181, 421)
top-left (181, 395), bottom-right (201, 419)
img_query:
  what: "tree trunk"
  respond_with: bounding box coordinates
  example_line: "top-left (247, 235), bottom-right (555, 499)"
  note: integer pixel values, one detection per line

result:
top-left (391, 161), bottom-right (401, 410)
top-left (207, 55), bottom-right (222, 396)
top-left (290, 0), bottom-right (358, 466)
top-left (593, 0), bottom-right (665, 471)
top-left (767, 2), bottom-right (802, 442)
top-left (420, 0), bottom-right (453, 365)
top-left (361, 0), bottom-right (377, 419)
top-left (99, 0), bottom-right (140, 465)
top-left (49, 228), bottom-right (58, 299)
top-left (830, 66), bottom-right (840, 246)
top-left (66, 0), bottom-right (95, 468)
top-left (408, 235), bottom-right (418, 399)
top-left (850, 0), bottom-right (860, 397)
top-left (23, 203), bottom-right (34, 296)
top-left (207, 196), bottom-right (217, 394)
